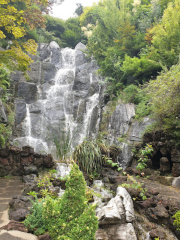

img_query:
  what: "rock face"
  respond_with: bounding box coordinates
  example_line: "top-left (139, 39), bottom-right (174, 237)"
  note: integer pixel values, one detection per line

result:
top-left (96, 187), bottom-right (137, 240)
top-left (0, 99), bottom-right (8, 123)
top-left (103, 103), bottom-right (153, 169)
top-left (12, 42), bottom-right (103, 155)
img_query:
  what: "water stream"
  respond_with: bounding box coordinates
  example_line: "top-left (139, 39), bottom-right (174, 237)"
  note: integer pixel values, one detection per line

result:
top-left (14, 47), bottom-right (101, 157)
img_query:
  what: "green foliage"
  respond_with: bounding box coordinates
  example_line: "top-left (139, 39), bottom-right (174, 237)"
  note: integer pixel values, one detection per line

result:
top-left (119, 84), bottom-right (152, 120)
top-left (173, 211), bottom-right (180, 230)
top-left (0, 103), bottom-right (14, 148)
top-left (61, 17), bottom-right (87, 48)
top-left (147, 63), bottom-right (180, 140)
top-left (106, 159), bottom-right (122, 171)
top-left (121, 174), bottom-right (147, 201)
top-left (24, 197), bottom-right (47, 236)
top-left (73, 139), bottom-right (103, 174)
top-left (0, 66), bottom-right (10, 92)
top-left (121, 55), bottom-right (162, 84)
top-left (136, 144), bottom-right (153, 173)
top-left (45, 15), bottom-right (65, 38)
top-left (48, 124), bottom-right (74, 162)
top-left (149, 0), bottom-right (180, 67)
top-left (43, 163), bottom-right (98, 240)
top-left (36, 169), bottom-right (58, 198)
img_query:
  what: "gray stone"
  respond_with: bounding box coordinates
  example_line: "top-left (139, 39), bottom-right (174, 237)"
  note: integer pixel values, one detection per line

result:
top-left (73, 69), bottom-right (90, 91)
top-left (15, 99), bottom-right (26, 125)
top-left (29, 102), bottom-right (42, 114)
top-left (11, 71), bottom-right (25, 83)
top-left (47, 41), bottom-right (61, 65)
top-left (75, 42), bottom-right (87, 51)
top-left (17, 82), bottom-right (38, 104)
top-left (75, 45), bottom-right (88, 67)
top-left (0, 99), bottom-right (7, 123)
top-left (115, 223), bottom-right (137, 240)
top-left (97, 187), bottom-right (135, 225)
top-left (38, 43), bottom-right (51, 62)
top-left (117, 143), bottom-right (133, 170)
top-left (172, 177), bottom-right (180, 189)
top-left (108, 104), bottom-right (135, 137)
top-left (24, 165), bottom-right (38, 175)
top-left (130, 117), bottom-right (154, 141)
top-left (42, 62), bottom-right (56, 83)
top-left (27, 62), bottom-right (42, 84)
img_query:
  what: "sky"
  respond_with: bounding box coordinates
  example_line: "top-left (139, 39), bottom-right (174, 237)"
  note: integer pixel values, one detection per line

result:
top-left (50, 0), bottom-right (100, 20)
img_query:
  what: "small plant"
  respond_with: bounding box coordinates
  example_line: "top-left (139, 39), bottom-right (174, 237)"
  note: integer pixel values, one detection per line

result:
top-left (36, 169), bottom-right (58, 198)
top-left (136, 144), bottom-right (153, 174)
top-left (48, 124), bottom-right (75, 162)
top-left (173, 211), bottom-right (180, 230)
top-left (24, 197), bottom-right (47, 236)
top-left (28, 191), bottom-right (38, 198)
top-left (106, 159), bottom-right (122, 171)
top-left (121, 174), bottom-right (147, 201)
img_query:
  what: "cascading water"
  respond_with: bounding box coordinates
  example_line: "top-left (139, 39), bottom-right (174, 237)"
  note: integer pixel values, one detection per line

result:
top-left (14, 44), bottom-right (102, 158)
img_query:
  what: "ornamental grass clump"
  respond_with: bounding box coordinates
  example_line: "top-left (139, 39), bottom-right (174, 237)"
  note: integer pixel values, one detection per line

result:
top-left (43, 163), bottom-right (98, 240)
top-left (73, 139), bottom-right (103, 174)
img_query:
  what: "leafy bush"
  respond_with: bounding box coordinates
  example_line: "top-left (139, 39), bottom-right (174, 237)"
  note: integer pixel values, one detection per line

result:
top-left (0, 66), bottom-right (10, 92)
top-left (147, 63), bottom-right (180, 141)
top-left (136, 144), bottom-right (153, 173)
top-left (24, 197), bottom-right (47, 235)
top-left (121, 55), bottom-right (162, 84)
top-left (119, 84), bottom-right (152, 120)
top-left (43, 163), bottom-right (98, 240)
top-left (173, 211), bottom-right (180, 230)
top-left (24, 164), bottom-right (98, 239)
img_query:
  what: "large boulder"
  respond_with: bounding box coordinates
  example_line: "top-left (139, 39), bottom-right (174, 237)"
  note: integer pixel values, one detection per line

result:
top-left (96, 187), bottom-right (136, 240)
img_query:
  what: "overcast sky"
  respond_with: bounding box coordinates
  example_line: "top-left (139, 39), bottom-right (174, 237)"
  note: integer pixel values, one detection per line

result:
top-left (50, 0), bottom-right (100, 20)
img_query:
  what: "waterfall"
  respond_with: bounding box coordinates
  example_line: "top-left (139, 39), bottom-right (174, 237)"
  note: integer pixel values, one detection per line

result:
top-left (14, 44), bottom-right (101, 157)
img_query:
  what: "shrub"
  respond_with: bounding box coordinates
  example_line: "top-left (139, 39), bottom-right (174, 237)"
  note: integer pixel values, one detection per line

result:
top-left (43, 163), bottom-right (98, 240)
top-left (136, 144), bottom-right (153, 173)
top-left (173, 211), bottom-right (180, 230)
top-left (24, 197), bottom-right (47, 235)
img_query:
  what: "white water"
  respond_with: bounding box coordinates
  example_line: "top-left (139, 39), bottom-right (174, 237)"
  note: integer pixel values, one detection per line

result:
top-left (14, 47), bottom-right (101, 157)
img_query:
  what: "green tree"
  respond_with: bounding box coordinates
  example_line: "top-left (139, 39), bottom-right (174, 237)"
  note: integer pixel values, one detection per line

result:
top-left (147, 63), bottom-right (180, 139)
top-left (43, 163), bottom-right (98, 240)
top-left (149, 0), bottom-right (180, 67)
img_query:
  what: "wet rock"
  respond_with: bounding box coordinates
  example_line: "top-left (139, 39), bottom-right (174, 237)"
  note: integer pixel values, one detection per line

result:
top-left (38, 233), bottom-right (52, 240)
top-left (9, 195), bottom-right (33, 221)
top-left (149, 229), bottom-right (166, 239)
top-left (17, 81), bottom-right (38, 104)
top-left (15, 98), bottom-right (27, 125)
top-left (108, 103), bottom-right (135, 137)
top-left (160, 157), bottom-right (170, 174)
top-left (95, 229), bottom-right (108, 240)
top-left (171, 149), bottom-right (180, 163)
top-left (0, 99), bottom-right (8, 123)
top-left (43, 154), bottom-right (54, 168)
top-left (130, 117), bottom-right (154, 142)
top-left (24, 165), bottom-right (38, 175)
top-left (0, 146), bottom-right (10, 157)
top-left (156, 176), bottom-right (174, 186)
top-left (172, 163), bottom-right (180, 177)
top-left (22, 174), bottom-right (37, 183)
top-left (98, 187), bottom-right (135, 225)
top-left (172, 177), bottom-right (180, 189)
top-left (0, 220), bottom-right (27, 232)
